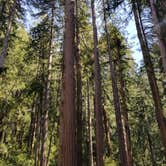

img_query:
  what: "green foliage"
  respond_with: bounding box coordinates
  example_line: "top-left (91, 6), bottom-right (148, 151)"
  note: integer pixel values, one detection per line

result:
top-left (0, 0), bottom-right (165, 165)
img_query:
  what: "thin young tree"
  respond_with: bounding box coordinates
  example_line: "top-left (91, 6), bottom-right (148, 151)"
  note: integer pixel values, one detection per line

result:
top-left (87, 79), bottom-right (94, 166)
top-left (90, 0), bottom-right (104, 165)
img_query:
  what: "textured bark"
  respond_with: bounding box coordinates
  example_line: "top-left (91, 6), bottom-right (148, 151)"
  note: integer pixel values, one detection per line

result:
top-left (133, 0), bottom-right (166, 155)
top-left (116, 39), bottom-right (133, 166)
top-left (40, 6), bottom-right (54, 166)
top-left (60, 0), bottom-right (76, 165)
top-left (75, 0), bottom-right (83, 164)
top-left (87, 80), bottom-right (94, 166)
top-left (91, 0), bottom-right (104, 165)
top-left (102, 0), bottom-right (129, 165)
top-left (149, 0), bottom-right (166, 75)
top-left (0, 0), bottom-right (16, 68)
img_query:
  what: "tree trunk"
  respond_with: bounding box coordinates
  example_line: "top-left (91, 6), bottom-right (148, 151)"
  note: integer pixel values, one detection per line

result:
top-left (27, 101), bottom-right (36, 155)
top-left (147, 128), bottom-right (156, 166)
top-left (132, 0), bottom-right (166, 155)
top-left (149, 0), bottom-right (166, 75)
top-left (90, 0), bottom-right (104, 165)
top-left (46, 122), bottom-right (54, 166)
top-left (59, 0), bottom-right (76, 165)
top-left (0, 0), bottom-right (16, 68)
top-left (102, 0), bottom-right (129, 165)
top-left (116, 38), bottom-right (133, 166)
top-left (34, 99), bottom-right (41, 166)
top-left (102, 107), bottom-right (112, 156)
top-left (47, 80), bottom-right (60, 166)
top-left (87, 79), bottom-right (94, 166)
top-left (0, 0), bottom-right (8, 30)
top-left (75, 0), bottom-right (83, 165)
top-left (40, 6), bottom-right (54, 166)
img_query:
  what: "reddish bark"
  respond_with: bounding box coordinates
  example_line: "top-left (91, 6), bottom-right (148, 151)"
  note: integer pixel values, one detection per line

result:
top-left (60, 0), bottom-right (77, 165)
top-left (91, 0), bottom-right (104, 165)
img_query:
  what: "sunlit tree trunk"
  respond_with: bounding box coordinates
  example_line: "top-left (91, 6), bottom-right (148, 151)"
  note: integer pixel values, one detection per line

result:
top-left (60, 0), bottom-right (77, 165)
top-left (90, 0), bottom-right (104, 165)
top-left (87, 79), bottom-right (94, 166)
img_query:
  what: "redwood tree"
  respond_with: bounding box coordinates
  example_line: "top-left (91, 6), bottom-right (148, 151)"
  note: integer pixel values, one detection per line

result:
top-left (60, 0), bottom-right (77, 165)
top-left (91, 0), bottom-right (104, 165)
top-left (75, 0), bottom-right (83, 164)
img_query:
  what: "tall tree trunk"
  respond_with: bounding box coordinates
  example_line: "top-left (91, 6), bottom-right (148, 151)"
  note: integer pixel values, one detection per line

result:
top-left (116, 38), bottom-right (133, 166)
top-left (132, 0), bottom-right (166, 155)
top-left (0, 0), bottom-right (8, 30)
top-left (46, 121), bottom-right (55, 166)
top-left (150, 0), bottom-right (166, 76)
top-left (102, 107), bottom-right (112, 155)
top-left (75, 0), bottom-right (83, 165)
top-left (27, 101), bottom-right (36, 155)
top-left (60, 0), bottom-right (76, 165)
top-left (40, 7), bottom-right (54, 166)
top-left (147, 128), bottom-right (156, 166)
top-left (0, 0), bottom-right (16, 68)
top-left (90, 0), bottom-right (104, 165)
top-left (102, 0), bottom-right (129, 165)
top-left (87, 79), bottom-right (94, 166)
top-left (149, 0), bottom-right (166, 75)
top-left (34, 99), bottom-right (41, 166)
top-left (47, 80), bottom-right (60, 166)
